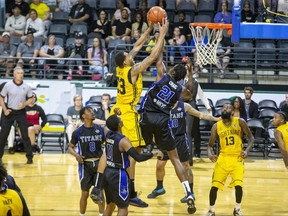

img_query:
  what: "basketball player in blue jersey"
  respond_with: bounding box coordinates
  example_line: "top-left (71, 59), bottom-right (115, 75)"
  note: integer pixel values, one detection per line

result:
top-left (68, 106), bottom-right (105, 216)
top-left (147, 100), bottom-right (220, 202)
top-left (207, 103), bottom-right (254, 216)
top-left (98, 114), bottom-right (160, 216)
top-left (139, 48), bottom-right (197, 214)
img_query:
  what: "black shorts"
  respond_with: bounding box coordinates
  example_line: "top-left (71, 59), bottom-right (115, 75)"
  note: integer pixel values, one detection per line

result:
top-left (103, 167), bottom-right (129, 208)
top-left (140, 112), bottom-right (176, 151)
top-left (78, 160), bottom-right (99, 191)
top-left (160, 133), bottom-right (190, 162)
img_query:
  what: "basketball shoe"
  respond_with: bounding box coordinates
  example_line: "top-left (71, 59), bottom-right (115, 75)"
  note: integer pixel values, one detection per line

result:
top-left (90, 187), bottom-right (104, 204)
top-left (129, 192), bottom-right (148, 208)
top-left (147, 188), bottom-right (166, 198)
top-left (233, 208), bottom-right (243, 216)
top-left (207, 210), bottom-right (216, 216)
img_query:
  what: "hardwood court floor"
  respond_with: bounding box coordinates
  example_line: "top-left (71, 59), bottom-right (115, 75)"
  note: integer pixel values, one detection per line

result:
top-left (2, 154), bottom-right (288, 216)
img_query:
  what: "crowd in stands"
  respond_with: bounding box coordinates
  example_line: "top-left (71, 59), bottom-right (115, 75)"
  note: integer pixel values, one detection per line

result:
top-left (0, 0), bottom-right (288, 80)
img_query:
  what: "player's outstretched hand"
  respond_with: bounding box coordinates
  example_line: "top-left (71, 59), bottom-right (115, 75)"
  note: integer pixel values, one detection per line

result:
top-left (240, 150), bottom-right (248, 158)
top-left (158, 17), bottom-right (169, 34)
top-left (152, 150), bottom-right (164, 160)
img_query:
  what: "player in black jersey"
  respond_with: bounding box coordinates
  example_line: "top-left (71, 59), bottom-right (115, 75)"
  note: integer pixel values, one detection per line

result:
top-left (93, 114), bottom-right (159, 216)
top-left (68, 106), bottom-right (105, 216)
top-left (147, 101), bottom-right (220, 202)
top-left (140, 50), bottom-right (198, 214)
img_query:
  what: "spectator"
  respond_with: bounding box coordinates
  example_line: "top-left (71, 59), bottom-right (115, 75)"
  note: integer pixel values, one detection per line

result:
top-left (189, 26), bottom-right (208, 78)
top-left (16, 30), bottom-right (40, 78)
top-left (111, 0), bottom-right (131, 25)
top-left (167, 27), bottom-right (188, 65)
top-left (66, 94), bottom-right (83, 142)
top-left (0, 162), bottom-right (31, 215)
top-left (6, 0), bottom-right (30, 18)
top-left (243, 86), bottom-right (259, 120)
top-left (0, 32), bottom-right (17, 78)
top-left (88, 10), bottom-right (111, 41)
top-left (56, 0), bottom-right (78, 13)
top-left (136, 0), bottom-right (148, 23)
top-left (231, 96), bottom-right (247, 121)
top-left (22, 9), bottom-right (44, 41)
top-left (30, 0), bottom-right (50, 21)
top-left (257, 0), bottom-right (277, 17)
top-left (241, 0), bottom-right (256, 22)
top-left (214, 0), bottom-right (232, 24)
top-left (171, 11), bottom-right (191, 42)
top-left (5, 5), bottom-right (26, 38)
top-left (87, 37), bottom-right (108, 80)
top-left (276, 0), bottom-right (288, 23)
top-left (131, 29), bottom-right (141, 44)
top-left (68, 0), bottom-right (92, 25)
top-left (106, 8), bottom-right (132, 45)
top-left (280, 93), bottom-right (288, 115)
top-left (146, 30), bottom-right (166, 53)
top-left (176, 0), bottom-right (198, 11)
top-left (216, 36), bottom-right (233, 79)
top-left (38, 34), bottom-right (65, 79)
top-left (132, 11), bottom-right (148, 36)
top-left (157, 0), bottom-right (167, 9)
top-left (66, 31), bottom-right (87, 81)
top-left (30, 0), bottom-right (51, 36)
top-left (93, 93), bottom-right (111, 125)
top-left (25, 92), bottom-right (47, 154)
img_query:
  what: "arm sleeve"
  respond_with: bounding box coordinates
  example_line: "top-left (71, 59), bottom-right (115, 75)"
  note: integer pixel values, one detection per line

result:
top-left (197, 84), bottom-right (211, 110)
top-left (17, 191), bottom-right (31, 216)
top-left (126, 147), bottom-right (153, 162)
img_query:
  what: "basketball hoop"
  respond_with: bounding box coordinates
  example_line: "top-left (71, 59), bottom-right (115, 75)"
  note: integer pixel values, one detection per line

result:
top-left (189, 23), bottom-right (232, 65)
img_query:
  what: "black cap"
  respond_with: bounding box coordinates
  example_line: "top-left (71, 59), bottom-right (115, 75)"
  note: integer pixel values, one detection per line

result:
top-left (26, 29), bottom-right (34, 36)
top-left (75, 31), bottom-right (83, 39)
top-left (13, 5), bottom-right (22, 10)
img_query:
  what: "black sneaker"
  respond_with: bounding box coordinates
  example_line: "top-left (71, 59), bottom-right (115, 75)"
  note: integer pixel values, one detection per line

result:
top-left (147, 188), bottom-right (166, 199)
top-left (129, 196), bottom-right (149, 208)
top-left (90, 187), bottom-right (104, 204)
top-left (8, 147), bottom-right (15, 154)
top-left (233, 208), bottom-right (243, 216)
top-left (180, 193), bottom-right (195, 203)
top-left (32, 145), bottom-right (41, 153)
top-left (27, 158), bottom-right (33, 164)
top-left (207, 210), bottom-right (216, 216)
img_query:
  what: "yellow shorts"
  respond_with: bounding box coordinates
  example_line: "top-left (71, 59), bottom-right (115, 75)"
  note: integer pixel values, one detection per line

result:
top-left (110, 104), bottom-right (145, 147)
top-left (211, 154), bottom-right (244, 190)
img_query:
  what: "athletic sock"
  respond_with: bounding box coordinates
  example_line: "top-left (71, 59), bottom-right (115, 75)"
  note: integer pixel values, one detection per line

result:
top-left (209, 205), bottom-right (215, 212)
top-left (181, 180), bottom-right (191, 196)
top-left (235, 203), bottom-right (241, 210)
top-left (156, 180), bottom-right (163, 190)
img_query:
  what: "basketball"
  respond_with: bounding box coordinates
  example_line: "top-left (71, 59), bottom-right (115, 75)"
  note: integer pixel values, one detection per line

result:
top-left (147, 6), bottom-right (167, 24)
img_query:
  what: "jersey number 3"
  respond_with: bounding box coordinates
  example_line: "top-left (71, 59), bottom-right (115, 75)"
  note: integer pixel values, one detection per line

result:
top-left (117, 78), bottom-right (126, 94)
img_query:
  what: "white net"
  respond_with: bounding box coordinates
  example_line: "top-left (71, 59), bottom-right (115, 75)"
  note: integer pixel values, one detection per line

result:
top-left (190, 26), bottom-right (223, 65)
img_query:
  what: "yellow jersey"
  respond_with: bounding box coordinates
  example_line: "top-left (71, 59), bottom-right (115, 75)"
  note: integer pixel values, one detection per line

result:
top-left (276, 122), bottom-right (288, 150)
top-left (0, 189), bottom-right (23, 216)
top-left (217, 117), bottom-right (243, 156)
top-left (30, 3), bottom-right (50, 20)
top-left (116, 66), bottom-right (143, 106)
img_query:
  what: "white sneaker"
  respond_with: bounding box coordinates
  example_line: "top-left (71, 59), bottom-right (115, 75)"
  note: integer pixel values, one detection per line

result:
top-left (233, 208), bottom-right (243, 216)
top-left (201, 68), bottom-right (208, 73)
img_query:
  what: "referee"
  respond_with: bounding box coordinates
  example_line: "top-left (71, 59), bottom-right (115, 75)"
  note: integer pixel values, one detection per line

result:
top-left (0, 66), bottom-right (34, 164)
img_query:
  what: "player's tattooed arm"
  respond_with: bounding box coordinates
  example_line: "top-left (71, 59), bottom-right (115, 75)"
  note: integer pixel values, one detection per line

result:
top-left (239, 118), bottom-right (254, 157)
top-left (129, 50), bottom-right (138, 59)
top-left (207, 123), bottom-right (218, 162)
top-left (131, 56), bottom-right (153, 77)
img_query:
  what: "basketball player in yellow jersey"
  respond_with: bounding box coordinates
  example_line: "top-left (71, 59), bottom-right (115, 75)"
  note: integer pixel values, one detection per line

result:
top-left (109, 18), bottom-right (169, 207)
top-left (0, 162), bottom-right (30, 216)
top-left (207, 103), bottom-right (254, 216)
top-left (272, 111), bottom-right (288, 169)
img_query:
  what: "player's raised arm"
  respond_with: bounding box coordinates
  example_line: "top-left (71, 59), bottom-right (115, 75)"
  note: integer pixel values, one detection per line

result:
top-left (155, 47), bottom-right (166, 82)
top-left (129, 21), bottom-right (154, 58)
top-left (130, 18), bottom-right (169, 77)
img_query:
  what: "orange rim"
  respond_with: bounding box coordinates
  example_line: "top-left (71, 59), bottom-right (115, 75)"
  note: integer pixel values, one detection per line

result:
top-left (189, 23), bottom-right (232, 34)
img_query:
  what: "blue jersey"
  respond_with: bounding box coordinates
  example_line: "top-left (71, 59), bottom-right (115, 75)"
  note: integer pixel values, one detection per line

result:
top-left (170, 101), bottom-right (186, 136)
top-left (140, 74), bottom-right (182, 115)
top-left (105, 131), bottom-right (130, 169)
